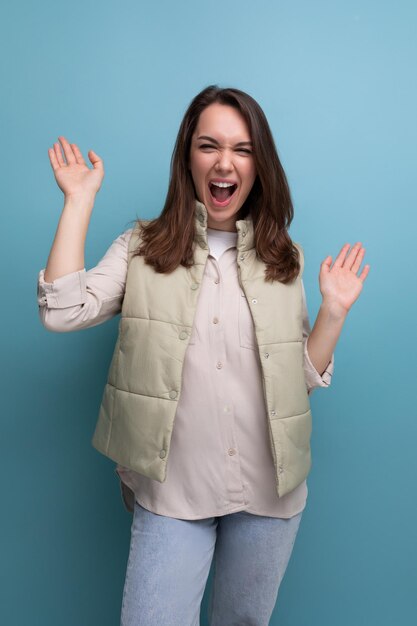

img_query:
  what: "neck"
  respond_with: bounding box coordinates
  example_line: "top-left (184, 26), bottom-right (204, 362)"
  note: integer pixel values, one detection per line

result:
top-left (207, 218), bottom-right (237, 232)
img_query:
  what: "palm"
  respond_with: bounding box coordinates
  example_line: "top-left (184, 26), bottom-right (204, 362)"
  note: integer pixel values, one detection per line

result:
top-left (319, 243), bottom-right (370, 313)
top-left (54, 161), bottom-right (103, 197)
top-left (48, 136), bottom-right (104, 198)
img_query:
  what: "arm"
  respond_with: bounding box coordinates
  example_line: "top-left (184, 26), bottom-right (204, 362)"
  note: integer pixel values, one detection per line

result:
top-left (38, 135), bottom-right (132, 332)
top-left (43, 193), bottom-right (95, 283)
top-left (44, 136), bottom-right (104, 282)
top-left (37, 228), bottom-right (133, 332)
top-left (306, 242), bottom-right (370, 377)
top-left (302, 281), bottom-right (334, 394)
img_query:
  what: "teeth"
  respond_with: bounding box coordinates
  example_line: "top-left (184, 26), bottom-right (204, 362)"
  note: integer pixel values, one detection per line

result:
top-left (210, 181), bottom-right (235, 188)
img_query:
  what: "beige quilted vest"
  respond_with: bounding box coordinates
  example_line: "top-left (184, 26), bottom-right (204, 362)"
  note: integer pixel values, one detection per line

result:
top-left (91, 200), bottom-right (312, 498)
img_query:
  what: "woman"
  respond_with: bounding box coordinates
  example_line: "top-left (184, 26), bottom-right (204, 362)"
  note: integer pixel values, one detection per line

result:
top-left (38, 85), bottom-right (369, 626)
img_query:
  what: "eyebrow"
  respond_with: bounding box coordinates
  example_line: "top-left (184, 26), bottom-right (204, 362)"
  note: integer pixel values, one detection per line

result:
top-left (197, 135), bottom-right (253, 147)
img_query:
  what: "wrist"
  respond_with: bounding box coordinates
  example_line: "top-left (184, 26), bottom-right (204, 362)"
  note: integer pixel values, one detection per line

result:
top-left (320, 298), bottom-right (349, 321)
top-left (64, 192), bottom-right (96, 208)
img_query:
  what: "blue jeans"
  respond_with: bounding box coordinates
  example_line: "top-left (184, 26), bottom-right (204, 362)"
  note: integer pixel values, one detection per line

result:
top-left (120, 500), bottom-right (302, 626)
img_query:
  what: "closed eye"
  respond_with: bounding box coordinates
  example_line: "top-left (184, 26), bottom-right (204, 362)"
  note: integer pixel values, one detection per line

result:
top-left (199, 144), bottom-right (252, 154)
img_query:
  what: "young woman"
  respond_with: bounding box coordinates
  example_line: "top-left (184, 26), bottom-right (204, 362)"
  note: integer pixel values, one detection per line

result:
top-left (38, 85), bottom-right (369, 626)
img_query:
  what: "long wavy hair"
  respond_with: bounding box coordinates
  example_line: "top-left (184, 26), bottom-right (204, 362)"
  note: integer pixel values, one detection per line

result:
top-left (133, 85), bottom-right (300, 283)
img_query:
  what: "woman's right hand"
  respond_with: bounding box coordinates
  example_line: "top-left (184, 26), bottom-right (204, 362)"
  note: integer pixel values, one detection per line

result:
top-left (48, 136), bottom-right (104, 200)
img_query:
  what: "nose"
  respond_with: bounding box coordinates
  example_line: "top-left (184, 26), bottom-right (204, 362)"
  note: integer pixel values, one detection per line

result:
top-left (214, 149), bottom-right (234, 173)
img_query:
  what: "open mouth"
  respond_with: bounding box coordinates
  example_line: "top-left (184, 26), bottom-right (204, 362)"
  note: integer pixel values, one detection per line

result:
top-left (209, 182), bottom-right (238, 206)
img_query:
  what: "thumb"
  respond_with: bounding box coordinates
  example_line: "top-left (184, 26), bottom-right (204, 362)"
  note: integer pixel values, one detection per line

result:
top-left (88, 149), bottom-right (104, 170)
top-left (320, 256), bottom-right (332, 274)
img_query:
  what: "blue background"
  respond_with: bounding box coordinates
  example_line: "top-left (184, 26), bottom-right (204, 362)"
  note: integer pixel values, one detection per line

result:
top-left (2, 1), bottom-right (416, 624)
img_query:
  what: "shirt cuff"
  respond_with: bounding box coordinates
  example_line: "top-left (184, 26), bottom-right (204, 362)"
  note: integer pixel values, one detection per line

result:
top-left (37, 268), bottom-right (87, 309)
top-left (303, 337), bottom-right (334, 392)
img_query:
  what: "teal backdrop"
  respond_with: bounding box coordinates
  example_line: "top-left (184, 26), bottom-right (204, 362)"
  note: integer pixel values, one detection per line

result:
top-left (1, 1), bottom-right (416, 624)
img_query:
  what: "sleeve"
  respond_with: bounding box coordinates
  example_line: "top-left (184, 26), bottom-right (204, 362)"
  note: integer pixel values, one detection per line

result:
top-left (301, 279), bottom-right (334, 395)
top-left (37, 228), bottom-right (134, 332)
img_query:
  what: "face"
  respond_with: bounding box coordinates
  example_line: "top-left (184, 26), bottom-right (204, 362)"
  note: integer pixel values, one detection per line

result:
top-left (189, 103), bottom-right (257, 231)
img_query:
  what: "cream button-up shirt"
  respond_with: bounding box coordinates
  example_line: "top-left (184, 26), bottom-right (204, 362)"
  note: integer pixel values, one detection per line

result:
top-left (38, 227), bottom-right (334, 520)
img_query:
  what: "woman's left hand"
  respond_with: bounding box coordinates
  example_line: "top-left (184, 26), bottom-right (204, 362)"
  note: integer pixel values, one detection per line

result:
top-left (319, 242), bottom-right (370, 316)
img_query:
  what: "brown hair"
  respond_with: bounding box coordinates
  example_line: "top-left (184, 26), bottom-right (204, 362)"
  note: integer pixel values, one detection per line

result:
top-left (132, 85), bottom-right (300, 283)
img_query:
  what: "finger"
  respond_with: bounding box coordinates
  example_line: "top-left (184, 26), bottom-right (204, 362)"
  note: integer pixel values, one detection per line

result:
top-left (54, 141), bottom-right (66, 167)
top-left (358, 264), bottom-right (370, 282)
top-left (333, 243), bottom-right (351, 268)
top-left (350, 246), bottom-right (365, 274)
top-left (71, 143), bottom-right (86, 166)
top-left (88, 149), bottom-right (104, 171)
top-left (320, 256), bottom-right (332, 274)
top-left (58, 136), bottom-right (76, 165)
top-left (48, 147), bottom-right (60, 171)
top-left (343, 242), bottom-right (362, 270)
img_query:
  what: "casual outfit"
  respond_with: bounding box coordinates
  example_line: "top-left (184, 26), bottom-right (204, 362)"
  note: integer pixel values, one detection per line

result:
top-left (37, 200), bottom-right (334, 625)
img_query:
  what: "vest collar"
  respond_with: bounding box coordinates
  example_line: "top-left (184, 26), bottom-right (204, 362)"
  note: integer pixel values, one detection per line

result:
top-left (194, 200), bottom-right (255, 253)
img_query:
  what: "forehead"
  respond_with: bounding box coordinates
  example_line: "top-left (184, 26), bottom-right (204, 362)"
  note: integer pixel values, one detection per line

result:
top-left (194, 103), bottom-right (251, 141)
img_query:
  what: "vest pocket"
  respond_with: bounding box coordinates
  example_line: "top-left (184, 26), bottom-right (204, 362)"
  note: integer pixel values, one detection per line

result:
top-left (238, 290), bottom-right (257, 350)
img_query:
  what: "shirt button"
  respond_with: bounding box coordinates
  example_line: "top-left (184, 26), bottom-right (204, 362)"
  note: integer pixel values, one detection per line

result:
top-left (239, 255), bottom-right (245, 261)
top-left (242, 231), bottom-right (246, 237)
top-left (212, 317), bottom-right (219, 324)
top-left (216, 361), bottom-right (223, 369)
top-left (251, 298), bottom-right (258, 304)
top-left (191, 283), bottom-right (199, 290)
top-left (270, 409), bottom-right (276, 416)
top-left (264, 352), bottom-right (269, 359)
top-left (179, 330), bottom-right (188, 340)
top-left (228, 448), bottom-right (236, 456)
top-left (159, 449), bottom-right (166, 459)
top-left (198, 213), bottom-right (205, 223)
top-left (214, 278), bottom-right (220, 284)
top-left (169, 390), bottom-right (178, 399)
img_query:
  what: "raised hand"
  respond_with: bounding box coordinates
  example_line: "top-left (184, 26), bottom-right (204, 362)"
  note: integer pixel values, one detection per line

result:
top-left (319, 243), bottom-right (370, 315)
top-left (48, 136), bottom-right (104, 200)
